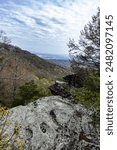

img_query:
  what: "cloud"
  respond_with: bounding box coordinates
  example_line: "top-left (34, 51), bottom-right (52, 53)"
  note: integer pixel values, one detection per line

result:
top-left (0, 0), bottom-right (99, 54)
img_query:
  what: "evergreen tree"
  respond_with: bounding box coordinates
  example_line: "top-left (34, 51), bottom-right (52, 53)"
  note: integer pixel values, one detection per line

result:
top-left (68, 8), bottom-right (100, 72)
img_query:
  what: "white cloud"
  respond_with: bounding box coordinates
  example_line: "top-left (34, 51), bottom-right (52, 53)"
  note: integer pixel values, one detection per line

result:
top-left (0, 0), bottom-right (99, 54)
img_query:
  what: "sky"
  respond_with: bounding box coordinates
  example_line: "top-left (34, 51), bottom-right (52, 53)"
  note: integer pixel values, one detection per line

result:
top-left (0, 0), bottom-right (99, 55)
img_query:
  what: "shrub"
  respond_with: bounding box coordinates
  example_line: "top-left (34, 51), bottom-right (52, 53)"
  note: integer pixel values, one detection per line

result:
top-left (12, 80), bottom-right (52, 107)
top-left (0, 106), bottom-right (24, 149)
top-left (85, 75), bottom-right (100, 92)
top-left (69, 68), bottom-right (100, 109)
top-left (70, 87), bottom-right (100, 108)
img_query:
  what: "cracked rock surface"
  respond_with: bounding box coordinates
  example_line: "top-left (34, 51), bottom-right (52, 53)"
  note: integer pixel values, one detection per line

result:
top-left (7, 96), bottom-right (99, 150)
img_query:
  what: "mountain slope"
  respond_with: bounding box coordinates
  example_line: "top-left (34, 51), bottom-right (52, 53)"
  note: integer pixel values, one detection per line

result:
top-left (0, 43), bottom-right (68, 105)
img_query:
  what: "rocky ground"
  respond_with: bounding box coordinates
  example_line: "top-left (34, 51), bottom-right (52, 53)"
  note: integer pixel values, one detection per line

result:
top-left (6, 96), bottom-right (100, 150)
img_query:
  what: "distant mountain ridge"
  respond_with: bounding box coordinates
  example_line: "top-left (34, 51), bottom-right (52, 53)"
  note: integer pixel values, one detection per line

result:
top-left (37, 53), bottom-right (70, 68)
top-left (37, 53), bottom-right (69, 60)
top-left (48, 59), bottom-right (70, 68)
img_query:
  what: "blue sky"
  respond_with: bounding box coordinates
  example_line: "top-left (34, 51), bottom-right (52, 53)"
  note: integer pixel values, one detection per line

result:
top-left (0, 0), bottom-right (99, 54)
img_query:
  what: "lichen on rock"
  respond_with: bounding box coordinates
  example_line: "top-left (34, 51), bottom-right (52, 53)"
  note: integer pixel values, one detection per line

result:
top-left (6, 96), bottom-right (99, 150)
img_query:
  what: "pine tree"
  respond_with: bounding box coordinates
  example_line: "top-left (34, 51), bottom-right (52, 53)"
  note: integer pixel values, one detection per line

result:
top-left (68, 8), bottom-right (100, 73)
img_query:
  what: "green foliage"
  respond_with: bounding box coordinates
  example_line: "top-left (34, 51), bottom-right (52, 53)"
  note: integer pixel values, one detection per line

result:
top-left (13, 80), bottom-right (39, 106)
top-left (85, 75), bottom-right (100, 92)
top-left (71, 66), bottom-right (89, 75)
top-left (12, 80), bottom-right (52, 107)
top-left (70, 87), bottom-right (99, 108)
top-left (74, 67), bottom-right (90, 87)
top-left (0, 106), bottom-right (24, 149)
top-left (37, 78), bottom-right (50, 86)
top-left (70, 71), bottom-right (100, 109)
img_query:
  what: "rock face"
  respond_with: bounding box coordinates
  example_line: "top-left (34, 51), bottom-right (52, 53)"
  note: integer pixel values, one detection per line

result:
top-left (64, 74), bottom-right (84, 88)
top-left (49, 82), bottom-right (71, 98)
top-left (7, 96), bottom-right (99, 150)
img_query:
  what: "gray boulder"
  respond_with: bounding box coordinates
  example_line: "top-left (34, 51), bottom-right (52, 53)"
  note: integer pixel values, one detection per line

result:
top-left (7, 96), bottom-right (99, 150)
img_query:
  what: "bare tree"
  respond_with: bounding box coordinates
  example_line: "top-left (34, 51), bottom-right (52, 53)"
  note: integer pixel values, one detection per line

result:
top-left (0, 30), bottom-right (11, 44)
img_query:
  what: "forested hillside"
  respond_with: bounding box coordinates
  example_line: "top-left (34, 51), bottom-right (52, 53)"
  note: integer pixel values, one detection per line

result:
top-left (0, 43), bottom-right (68, 106)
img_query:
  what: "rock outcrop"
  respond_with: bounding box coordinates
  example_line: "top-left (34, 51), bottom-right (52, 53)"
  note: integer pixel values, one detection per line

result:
top-left (7, 96), bottom-right (99, 150)
top-left (63, 74), bottom-right (84, 88)
top-left (49, 81), bottom-right (71, 98)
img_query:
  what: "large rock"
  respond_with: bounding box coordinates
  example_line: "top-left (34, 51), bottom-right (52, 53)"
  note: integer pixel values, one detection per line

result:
top-left (7, 96), bottom-right (99, 150)
top-left (49, 81), bottom-right (71, 98)
top-left (64, 74), bottom-right (85, 88)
